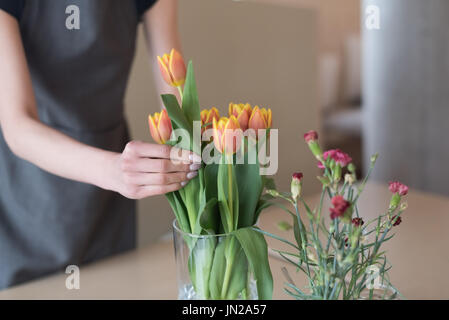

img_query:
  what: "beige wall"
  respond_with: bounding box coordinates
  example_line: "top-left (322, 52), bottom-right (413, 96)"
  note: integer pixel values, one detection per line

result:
top-left (256, 0), bottom-right (361, 53)
top-left (125, 0), bottom-right (319, 247)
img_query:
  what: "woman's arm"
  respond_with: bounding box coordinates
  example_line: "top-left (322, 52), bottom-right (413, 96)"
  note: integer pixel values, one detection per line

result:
top-left (0, 10), bottom-right (200, 199)
top-left (142, 0), bottom-right (182, 98)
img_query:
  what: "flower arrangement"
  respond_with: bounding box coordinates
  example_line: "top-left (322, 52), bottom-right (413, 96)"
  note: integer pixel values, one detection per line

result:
top-left (148, 49), bottom-right (273, 300)
top-left (262, 131), bottom-right (407, 300)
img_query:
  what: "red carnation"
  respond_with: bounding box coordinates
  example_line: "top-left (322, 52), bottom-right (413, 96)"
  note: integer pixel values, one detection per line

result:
top-left (389, 181), bottom-right (409, 196)
top-left (392, 215), bottom-right (402, 226)
top-left (330, 195), bottom-right (351, 220)
top-left (352, 217), bottom-right (364, 227)
top-left (292, 172), bottom-right (303, 182)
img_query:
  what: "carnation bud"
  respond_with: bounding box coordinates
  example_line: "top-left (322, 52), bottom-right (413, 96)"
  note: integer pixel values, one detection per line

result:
top-left (370, 153), bottom-right (379, 165)
top-left (317, 176), bottom-right (330, 187)
top-left (267, 189), bottom-right (280, 197)
top-left (392, 215), bottom-right (402, 227)
top-left (304, 131), bottom-right (323, 160)
top-left (277, 221), bottom-right (292, 231)
top-left (348, 163), bottom-right (356, 173)
top-left (345, 173), bottom-right (355, 185)
top-left (291, 172), bottom-right (303, 200)
top-left (400, 202), bottom-right (408, 211)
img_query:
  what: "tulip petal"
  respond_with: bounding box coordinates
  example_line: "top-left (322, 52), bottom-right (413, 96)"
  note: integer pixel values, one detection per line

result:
top-left (249, 106), bottom-right (267, 131)
top-left (157, 55), bottom-right (175, 86)
top-left (212, 117), bottom-right (223, 153)
top-left (169, 49), bottom-right (187, 87)
top-left (157, 109), bottom-right (173, 144)
top-left (148, 114), bottom-right (162, 144)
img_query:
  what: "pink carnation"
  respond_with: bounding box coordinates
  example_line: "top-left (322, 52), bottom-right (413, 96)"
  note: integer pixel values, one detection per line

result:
top-left (304, 130), bottom-right (318, 143)
top-left (389, 181), bottom-right (409, 196)
top-left (317, 149), bottom-right (352, 168)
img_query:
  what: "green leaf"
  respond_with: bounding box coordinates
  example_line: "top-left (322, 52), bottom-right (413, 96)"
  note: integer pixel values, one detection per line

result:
top-left (293, 215), bottom-right (303, 249)
top-left (208, 239), bottom-right (227, 299)
top-left (217, 162), bottom-right (239, 233)
top-left (262, 176), bottom-right (277, 190)
top-left (167, 191), bottom-right (190, 234)
top-left (234, 227), bottom-right (273, 300)
top-left (199, 198), bottom-right (218, 234)
top-left (235, 161), bottom-right (263, 228)
top-left (224, 240), bottom-right (249, 299)
top-left (182, 61), bottom-right (201, 124)
top-left (161, 94), bottom-right (192, 150)
top-left (202, 164), bottom-right (220, 233)
top-left (188, 236), bottom-right (217, 299)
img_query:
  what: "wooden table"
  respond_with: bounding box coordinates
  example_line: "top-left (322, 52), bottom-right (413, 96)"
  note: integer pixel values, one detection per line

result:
top-left (1, 183), bottom-right (448, 299)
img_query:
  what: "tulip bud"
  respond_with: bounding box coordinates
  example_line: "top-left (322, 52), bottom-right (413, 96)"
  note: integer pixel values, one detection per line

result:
top-left (148, 109), bottom-right (173, 144)
top-left (212, 116), bottom-right (242, 155)
top-left (229, 103), bottom-right (252, 131)
top-left (157, 49), bottom-right (187, 87)
top-left (291, 172), bottom-right (303, 200)
top-left (201, 107), bottom-right (220, 131)
top-left (248, 106), bottom-right (272, 137)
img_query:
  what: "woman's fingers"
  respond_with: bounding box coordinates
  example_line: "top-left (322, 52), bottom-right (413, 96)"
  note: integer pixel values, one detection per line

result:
top-left (117, 141), bottom-right (203, 199)
top-left (136, 183), bottom-right (185, 198)
top-left (124, 141), bottom-right (201, 163)
top-left (124, 171), bottom-right (198, 186)
top-left (122, 158), bottom-right (200, 173)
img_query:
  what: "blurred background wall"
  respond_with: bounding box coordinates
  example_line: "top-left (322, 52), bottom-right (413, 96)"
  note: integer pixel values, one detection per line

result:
top-left (125, 0), bottom-right (320, 247)
top-left (363, 0), bottom-right (449, 196)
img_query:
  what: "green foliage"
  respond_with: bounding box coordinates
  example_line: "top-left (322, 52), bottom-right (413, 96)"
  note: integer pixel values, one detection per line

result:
top-left (163, 61), bottom-right (273, 300)
top-left (261, 143), bottom-right (404, 300)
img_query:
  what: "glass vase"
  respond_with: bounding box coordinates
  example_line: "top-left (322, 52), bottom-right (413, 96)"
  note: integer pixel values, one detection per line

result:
top-left (173, 220), bottom-right (258, 300)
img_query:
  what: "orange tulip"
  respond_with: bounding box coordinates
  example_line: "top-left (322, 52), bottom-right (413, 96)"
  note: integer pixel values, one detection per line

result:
top-left (248, 106), bottom-right (272, 136)
top-left (157, 49), bottom-right (187, 87)
top-left (212, 116), bottom-right (242, 155)
top-left (148, 109), bottom-right (173, 144)
top-left (228, 103), bottom-right (252, 131)
top-left (201, 107), bottom-right (220, 131)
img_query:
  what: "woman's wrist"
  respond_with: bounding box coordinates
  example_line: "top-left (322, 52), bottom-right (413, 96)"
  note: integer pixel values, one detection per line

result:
top-left (93, 150), bottom-right (122, 193)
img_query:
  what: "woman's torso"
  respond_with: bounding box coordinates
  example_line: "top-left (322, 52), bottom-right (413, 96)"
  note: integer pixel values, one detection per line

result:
top-left (0, 0), bottom-right (149, 289)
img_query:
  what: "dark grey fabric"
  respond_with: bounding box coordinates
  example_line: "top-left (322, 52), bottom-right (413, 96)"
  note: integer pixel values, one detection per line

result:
top-left (0, 0), bottom-right (157, 20)
top-left (363, 0), bottom-right (449, 196)
top-left (0, 0), bottom-right (139, 289)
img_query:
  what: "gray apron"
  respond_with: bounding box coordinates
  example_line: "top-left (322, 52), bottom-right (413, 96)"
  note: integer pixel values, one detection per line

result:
top-left (0, 0), bottom-right (139, 289)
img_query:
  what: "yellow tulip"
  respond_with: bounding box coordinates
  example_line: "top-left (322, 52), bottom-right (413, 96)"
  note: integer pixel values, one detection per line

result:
top-left (201, 107), bottom-right (220, 131)
top-left (228, 103), bottom-right (252, 131)
top-left (212, 116), bottom-right (242, 155)
top-left (157, 49), bottom-right (187, 87)
top-left (248, 106), bottom-right (272, 136)
top-left (148, 109), bottom-right (173, 144)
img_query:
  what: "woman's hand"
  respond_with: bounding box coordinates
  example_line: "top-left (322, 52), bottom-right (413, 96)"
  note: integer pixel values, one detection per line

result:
top-left (110, 141), bottom-right (202, 199)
